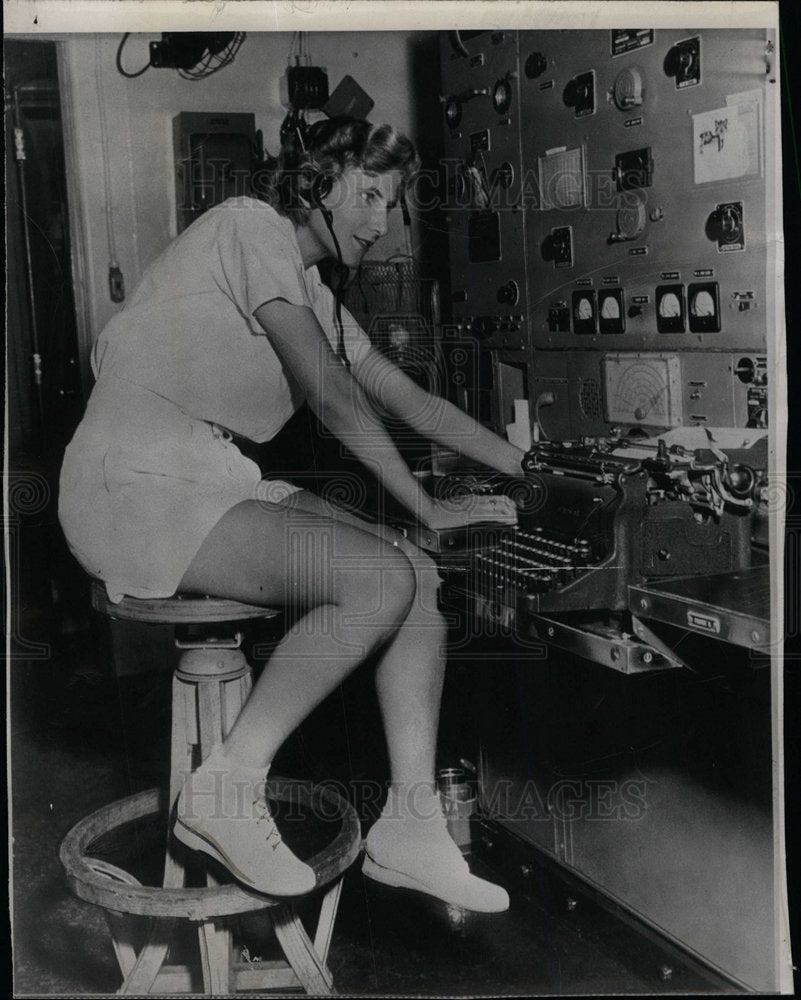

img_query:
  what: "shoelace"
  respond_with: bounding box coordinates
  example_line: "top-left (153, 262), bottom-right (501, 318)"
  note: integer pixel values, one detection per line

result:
top-left (252, 797), bottom-right (285, 851)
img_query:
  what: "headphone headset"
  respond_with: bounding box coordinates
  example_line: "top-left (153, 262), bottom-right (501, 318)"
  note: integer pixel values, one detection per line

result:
top-left (292, 118), bottom-right (369, 369)
top-left (308, 172), bottom-right (334, 224)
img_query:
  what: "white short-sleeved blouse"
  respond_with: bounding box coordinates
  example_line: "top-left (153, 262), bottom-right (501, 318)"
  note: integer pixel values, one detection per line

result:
top-left (59, 198), bottom-right (371, 603)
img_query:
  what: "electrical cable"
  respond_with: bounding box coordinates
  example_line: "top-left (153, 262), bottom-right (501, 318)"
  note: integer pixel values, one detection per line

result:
top-left (400, 192), bottom-right (414, 259)
top-left (451, 30), bottom-right (469, 58)
top-left (12, 88), bottom-right (47, 449)
top-left (320, 206), bottom-right (351, 370)
top-left (95, 36), bottom-right (124, 301)
top-left (115, 33), bottom-right (151, 78)
top-left (293, 119), bottom-right (349, 368)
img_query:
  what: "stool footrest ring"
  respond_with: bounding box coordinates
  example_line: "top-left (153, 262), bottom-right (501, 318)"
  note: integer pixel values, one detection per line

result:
top-left (60, 784), bottom-right (361, 920)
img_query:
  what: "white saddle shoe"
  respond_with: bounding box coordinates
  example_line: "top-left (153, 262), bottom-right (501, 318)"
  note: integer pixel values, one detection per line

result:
top-left (173, 745), bottom-right (316, 897)
top-left (362, 810), bottom-right (509, 913)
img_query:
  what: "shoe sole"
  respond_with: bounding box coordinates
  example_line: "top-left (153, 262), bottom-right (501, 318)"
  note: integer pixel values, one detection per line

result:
top-left (173, 818), bottom-right (316, 897)
top-left (361, 853), bottom-right (509, 913)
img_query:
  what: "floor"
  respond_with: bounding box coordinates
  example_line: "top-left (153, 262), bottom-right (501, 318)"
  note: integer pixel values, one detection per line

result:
top-left (9, 611), bottom-right (745, 998)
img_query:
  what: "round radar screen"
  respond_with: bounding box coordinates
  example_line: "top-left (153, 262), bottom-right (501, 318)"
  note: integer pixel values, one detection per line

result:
top-left (602, 353), bottom-right (683, 427)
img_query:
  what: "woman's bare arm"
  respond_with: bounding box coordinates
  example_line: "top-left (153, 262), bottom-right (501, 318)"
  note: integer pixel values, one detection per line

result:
top-left (254, 300), bottom-right (516, 529)
top-left (352, 345), bottom-right (526, 476)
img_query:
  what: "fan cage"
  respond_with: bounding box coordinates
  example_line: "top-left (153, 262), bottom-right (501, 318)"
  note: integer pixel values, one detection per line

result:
top-left (343, 261), bottom-right (442, 378)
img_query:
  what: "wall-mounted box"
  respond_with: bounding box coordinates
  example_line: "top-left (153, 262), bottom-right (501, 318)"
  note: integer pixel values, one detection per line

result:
top-left (173, 112), bottom-right (258, 233)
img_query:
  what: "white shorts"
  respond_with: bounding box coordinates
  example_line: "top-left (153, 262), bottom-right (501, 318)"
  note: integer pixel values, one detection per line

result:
top-left (58, 377), bottom-right (299, 603)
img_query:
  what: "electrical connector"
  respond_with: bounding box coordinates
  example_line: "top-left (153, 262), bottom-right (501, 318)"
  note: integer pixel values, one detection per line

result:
top-left (279, 66), bottom-right (329, 110)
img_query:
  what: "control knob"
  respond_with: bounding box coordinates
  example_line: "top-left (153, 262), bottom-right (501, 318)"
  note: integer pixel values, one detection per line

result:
top-left (525, 51), bottom-right (548, 79)
top-left (497, 280), bottom-right (520, 306)
top-left (473, 316), bottom-right (495, 340)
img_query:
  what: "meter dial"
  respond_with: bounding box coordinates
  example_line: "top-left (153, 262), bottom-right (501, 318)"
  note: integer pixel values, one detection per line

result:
top-left (492, 77), bottom-right (513, 115)
top-left (688, 281), bottom-right (721, 333)
top-left (659, 293), bottom-right (680, 318)
top-left (601, 297), bottom-right (620, 319)
top-left (691, 291), bottom-right (714, 316)
top-left (572, 290), bottom-right (597, 335)
top-left (599, 289), bottom-right (625, 334)
top-left (655, 284), bottom-right (686, 333)
top-left (597, 290), bottom-right (625, 334)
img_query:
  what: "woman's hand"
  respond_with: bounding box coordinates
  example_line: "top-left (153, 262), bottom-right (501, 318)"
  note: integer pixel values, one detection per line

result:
top-left (422, 494), bottom-right (518, 532)
top-left (489, 445), bottom-right (527, 478)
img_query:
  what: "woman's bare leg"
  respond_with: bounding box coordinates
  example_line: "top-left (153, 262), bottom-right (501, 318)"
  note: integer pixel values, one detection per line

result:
top-left (274, 491), bottom-right (448, 787)
top-left (178, 497), bottom-right (417, 767)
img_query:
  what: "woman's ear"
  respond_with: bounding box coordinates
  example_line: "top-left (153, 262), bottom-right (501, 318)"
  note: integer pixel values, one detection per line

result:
top-left (296, 169), bottom-right (329, 210)
top-left (309, 173), bottom-right (333, 208)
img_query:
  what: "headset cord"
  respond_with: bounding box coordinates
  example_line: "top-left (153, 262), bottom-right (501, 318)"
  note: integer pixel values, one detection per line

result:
top-left (320, 207), bottom-right (351, 371)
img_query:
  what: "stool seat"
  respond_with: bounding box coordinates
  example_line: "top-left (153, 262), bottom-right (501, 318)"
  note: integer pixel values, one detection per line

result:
top-left (91, 580), bottom-right (279, 624)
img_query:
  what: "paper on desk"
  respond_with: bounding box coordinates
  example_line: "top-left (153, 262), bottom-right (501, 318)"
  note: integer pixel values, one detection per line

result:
top-left (506, 399), bottom-right (532, 451)
top-left (611, 426), bottom-right (769, 459)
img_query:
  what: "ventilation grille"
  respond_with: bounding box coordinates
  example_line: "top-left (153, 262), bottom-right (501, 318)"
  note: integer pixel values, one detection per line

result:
top-left (579, 378), bottom-right (604, 420)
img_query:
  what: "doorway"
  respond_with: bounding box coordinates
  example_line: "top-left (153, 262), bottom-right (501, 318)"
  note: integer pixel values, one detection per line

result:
top-left (6, 38), bottom-right (88, 643)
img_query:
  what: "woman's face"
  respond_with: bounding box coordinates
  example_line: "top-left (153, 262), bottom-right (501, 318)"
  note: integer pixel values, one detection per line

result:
top-left (301, 167), bottom-right (402, 269)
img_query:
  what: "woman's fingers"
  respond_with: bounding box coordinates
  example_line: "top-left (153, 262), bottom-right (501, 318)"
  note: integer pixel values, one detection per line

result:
top-left (450, 494), bottom-right (518, 524)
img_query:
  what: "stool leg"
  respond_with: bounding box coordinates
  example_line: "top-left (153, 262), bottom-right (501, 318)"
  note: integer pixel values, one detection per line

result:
top-left (165, 676), bottom-right (195, 890)
top-left (271, 903), bottom-right (335, 994)
top-left (221, 669), bottom-right (252, 735)
top-left (198, 919), bottom-right (232, 994)
top-left (314, 877), bottom-right (345, 970)
top-left (104, 911), bottom-right (139, 980)
top-left (118, 919), bottom-right (176, 995)
top-left (121, 674), bottom-right (196, 993)
top-left (195, 666), bottom-right (251, 995)
top-left (169, 676), bottom-right (196, 810)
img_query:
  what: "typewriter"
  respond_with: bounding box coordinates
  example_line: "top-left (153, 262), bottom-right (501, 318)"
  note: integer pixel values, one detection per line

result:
top-left (402, 436), bottom-right (768, 667)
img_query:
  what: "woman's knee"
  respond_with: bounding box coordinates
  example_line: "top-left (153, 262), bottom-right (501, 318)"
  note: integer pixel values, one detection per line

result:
top-left (335, 538), bottom-right (417, 624)
top-left (393, 542), bottom-right (443, 619)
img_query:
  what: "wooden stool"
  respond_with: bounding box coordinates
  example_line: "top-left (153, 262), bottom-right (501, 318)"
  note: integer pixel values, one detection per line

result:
top-left (60, 583), bottom-right (362, 995)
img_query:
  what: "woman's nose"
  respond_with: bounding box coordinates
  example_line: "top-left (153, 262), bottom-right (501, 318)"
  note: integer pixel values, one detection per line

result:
top-left (373, 206), bottom-right (389, 237)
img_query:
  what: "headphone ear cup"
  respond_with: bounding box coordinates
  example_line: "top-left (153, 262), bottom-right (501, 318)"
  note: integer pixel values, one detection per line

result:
top-left (310, 173), bottom-right (333, 207)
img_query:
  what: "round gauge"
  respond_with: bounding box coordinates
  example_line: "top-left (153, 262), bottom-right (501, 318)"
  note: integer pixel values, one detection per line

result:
top-left (492, 77), bottom-right (512, 115)
top-left (616, 192), bottom-right (647, 240)
top-left (444, 97), bottom-right (462, 129)
top-left (575, 296), bottom-right (593, 321)
top-left (454, 165), bottom-right (468, 203)
top-left (492, 161), bottom-right (514, 189)
top-left (613, 68), bottom-right (644, 110)
top-left (658, 292), bottom-right (681, 318)
top-left (690, 290), bottom-right (715, 317)
top-left (600, 295), bottom-right (620, 319)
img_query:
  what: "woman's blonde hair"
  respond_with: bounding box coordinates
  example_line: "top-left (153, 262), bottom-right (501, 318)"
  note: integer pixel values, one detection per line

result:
top-left (257, 117), bottom-right (419, 225)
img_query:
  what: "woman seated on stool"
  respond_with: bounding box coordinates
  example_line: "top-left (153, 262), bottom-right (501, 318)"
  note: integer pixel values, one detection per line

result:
top-left (59, 117), bottom-right (524, 913)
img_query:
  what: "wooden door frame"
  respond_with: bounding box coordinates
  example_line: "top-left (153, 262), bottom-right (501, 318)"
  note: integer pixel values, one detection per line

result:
top-left (56, 38), bottom-right (94, 399)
